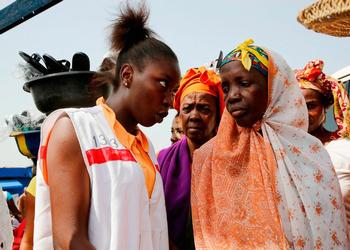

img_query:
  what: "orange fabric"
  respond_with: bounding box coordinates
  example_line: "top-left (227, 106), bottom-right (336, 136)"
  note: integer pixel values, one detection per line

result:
top-left (97, 97), bottom-right (156, 198)
top-left (191, 113), bottom-right (287, 249)
top-left (173, 66), bottom-right (225, 114)
top-left (39, 129), bottom-right (54, 185)
top-left (181, 83), bottom-right (216, 103)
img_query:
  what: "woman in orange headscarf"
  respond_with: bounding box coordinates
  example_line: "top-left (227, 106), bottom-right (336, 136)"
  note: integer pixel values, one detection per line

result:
top-left (158, 66), bottom-right (224, 250)
top-left (191, 39), bottom-right (349, 249)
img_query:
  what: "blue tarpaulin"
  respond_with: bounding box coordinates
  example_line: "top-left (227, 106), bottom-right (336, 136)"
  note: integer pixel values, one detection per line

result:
top-left (0, 0), bottom-right (62, 34)
top-left (0, 167), bottom-right (33, 195)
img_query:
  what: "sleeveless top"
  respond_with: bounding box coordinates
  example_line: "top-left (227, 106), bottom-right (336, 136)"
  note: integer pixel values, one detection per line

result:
top-left (33, 105), bottom-right (169, 250)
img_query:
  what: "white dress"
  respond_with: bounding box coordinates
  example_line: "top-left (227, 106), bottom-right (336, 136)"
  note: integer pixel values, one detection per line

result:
top-left (34, 106), bottom-right (169, 250)
top-left (326, 138), bottom-right (350, 231)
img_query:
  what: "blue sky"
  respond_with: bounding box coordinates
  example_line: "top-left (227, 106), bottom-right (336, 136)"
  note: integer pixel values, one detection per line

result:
top-left (1, 0), bottom-right (349, 166)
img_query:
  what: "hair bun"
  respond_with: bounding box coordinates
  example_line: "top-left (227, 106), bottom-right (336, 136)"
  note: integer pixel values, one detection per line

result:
top-left (110, 4), bottom-right (155, 52)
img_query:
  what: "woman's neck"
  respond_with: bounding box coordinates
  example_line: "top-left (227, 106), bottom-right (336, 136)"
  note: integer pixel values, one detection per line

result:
top-left (186, 138), bottom-right (200, 161)
top-left (106, 92), bottom-right (138, 135)
top-left (311, 126), bottom-right (333, 145)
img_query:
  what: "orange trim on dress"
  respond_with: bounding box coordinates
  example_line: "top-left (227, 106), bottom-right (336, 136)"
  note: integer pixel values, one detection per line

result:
top-left (39, 128), bottom-right (54, 185)
top-left (97, 97), bottom-right (156, 198)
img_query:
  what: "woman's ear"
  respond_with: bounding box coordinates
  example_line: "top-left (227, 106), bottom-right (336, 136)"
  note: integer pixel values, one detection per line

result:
top-left (120, 64), bottom-right (134, 88)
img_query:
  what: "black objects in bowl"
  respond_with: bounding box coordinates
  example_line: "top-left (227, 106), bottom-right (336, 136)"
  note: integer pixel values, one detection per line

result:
top-left (72, 52), bottom-right (90, 71)
top-left (42, 54), bottom-right (70, 73)
top-left (19, 51), bottom-right (48, 74)
top-left (23, 71), bottom-right (111, 114)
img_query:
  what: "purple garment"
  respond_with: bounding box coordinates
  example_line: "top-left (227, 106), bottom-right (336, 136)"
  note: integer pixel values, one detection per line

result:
top-left (157, 137), bottom-right (191, 249)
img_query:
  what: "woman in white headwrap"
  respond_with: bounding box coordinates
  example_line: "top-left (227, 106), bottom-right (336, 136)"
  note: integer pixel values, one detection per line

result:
top-left (191, 39), bottom-right (349, 249)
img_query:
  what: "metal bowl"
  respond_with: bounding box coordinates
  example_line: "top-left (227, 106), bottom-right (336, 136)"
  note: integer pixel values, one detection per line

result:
top-left (23, 71), bottom-right (111, 114)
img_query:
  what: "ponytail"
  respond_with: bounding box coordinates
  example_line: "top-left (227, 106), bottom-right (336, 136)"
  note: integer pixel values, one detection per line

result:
top-left (110, 4), bottom-right (178, 89)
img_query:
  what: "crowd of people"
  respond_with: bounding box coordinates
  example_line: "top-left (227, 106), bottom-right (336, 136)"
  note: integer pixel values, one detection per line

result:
top-left (1, 3), bottom-right (350, 250)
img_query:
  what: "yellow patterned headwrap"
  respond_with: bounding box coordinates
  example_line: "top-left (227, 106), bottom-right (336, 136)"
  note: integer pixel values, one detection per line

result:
top-left (220, 39), bottom-right (269, 76)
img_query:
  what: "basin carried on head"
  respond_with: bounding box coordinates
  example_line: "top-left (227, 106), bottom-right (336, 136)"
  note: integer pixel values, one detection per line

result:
top-left (23, 71), bottom-right (111, 114)
top-left (10, 130), bottom-right (41, 159)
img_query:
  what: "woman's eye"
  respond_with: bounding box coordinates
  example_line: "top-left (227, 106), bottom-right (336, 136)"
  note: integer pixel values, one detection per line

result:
top-left (307, 103), bottom-right (316, 109)
top-left (201, 108), bottom-right (211, 114)
top-left (241, 81), bottom-right (250, 87)
top-left (159, 80), bottom-right (167, 88)
top-left (176, 128), bottom-right (183, 133)
top-left (221, 84), bottom-right (229, 94)
top-left (182, 107), bottom-right (190, 113)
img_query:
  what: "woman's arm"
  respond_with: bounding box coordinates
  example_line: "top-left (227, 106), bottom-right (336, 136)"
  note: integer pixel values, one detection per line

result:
top-left (7, 197), bottom-right (23, 222)
top-left (19, 192), bottom-right (34, 250)
top-left (47, 116), bottom-right (95, 250)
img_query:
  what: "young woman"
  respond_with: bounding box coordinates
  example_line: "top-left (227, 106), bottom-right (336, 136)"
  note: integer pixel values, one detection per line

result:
top-left (19, 177), bottom-right (36, 250)
top-left (34, 5), bottom-right (180, 250)
top-left (191, 39), bottom-right (349, 249)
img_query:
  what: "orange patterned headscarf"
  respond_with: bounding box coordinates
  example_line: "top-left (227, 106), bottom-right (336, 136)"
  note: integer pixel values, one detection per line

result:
top-left (173, 66), bottom-right (225, 115)
top-left (296, 60), bottom-right (350, 139)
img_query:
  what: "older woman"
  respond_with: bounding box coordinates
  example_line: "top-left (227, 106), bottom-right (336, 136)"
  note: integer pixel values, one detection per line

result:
top-left (157, 66), bottom-right (224, 250)
top-left (296, 60), bottom-right (350, 233)
top-left (191, 39), bottom-right (349, 249)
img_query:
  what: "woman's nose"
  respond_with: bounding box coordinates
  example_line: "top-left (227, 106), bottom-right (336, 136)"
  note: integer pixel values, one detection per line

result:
top-left (226, 86), bottom-right (241, 103)
top-left (163, 91), bottom-right (172, 107)
top-left (189, 108), bottom-right (201, 120)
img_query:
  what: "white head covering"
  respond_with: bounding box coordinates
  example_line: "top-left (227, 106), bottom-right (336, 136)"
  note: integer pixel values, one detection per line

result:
top-left (263, 50), bottom-right (349, 248)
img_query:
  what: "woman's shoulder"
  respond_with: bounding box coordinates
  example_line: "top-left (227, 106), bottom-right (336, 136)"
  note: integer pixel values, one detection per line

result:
top-left (158, 138), bottom-right (185, 158)
top-left (158, 140), bottom-right (178, 156)
top-left (326, 138), bottom-right (350, 151)
top-left (326, 138), bottom-right (350, 159)
top-left (26, 176), bottom-right (37, 197)
top-left (197, 137), bottom-right (215, 154)
top-left (193, 137), bottom-right (215, 164)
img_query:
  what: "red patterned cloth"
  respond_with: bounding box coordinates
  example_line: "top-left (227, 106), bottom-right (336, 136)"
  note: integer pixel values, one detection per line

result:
top-left (296, 60), bottom-right (350, 139)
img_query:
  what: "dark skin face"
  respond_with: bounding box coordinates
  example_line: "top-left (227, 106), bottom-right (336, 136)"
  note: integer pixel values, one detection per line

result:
top-left (180, 92), bottom-right (218, 149)
top-left (107, 58), bottom-right (181, 134)
top-left (220, 61), bottom-right (268, 128)
top-left (301, 88), bottom-right (326, 133)
top-left (171, 115), bottom-right (183, 144)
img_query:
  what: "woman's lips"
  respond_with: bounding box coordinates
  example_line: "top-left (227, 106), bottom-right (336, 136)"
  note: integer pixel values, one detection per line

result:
top-left (186, 125), bottom-right (202, 134)
top-left (230, 108), bottom-right (246, 117)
